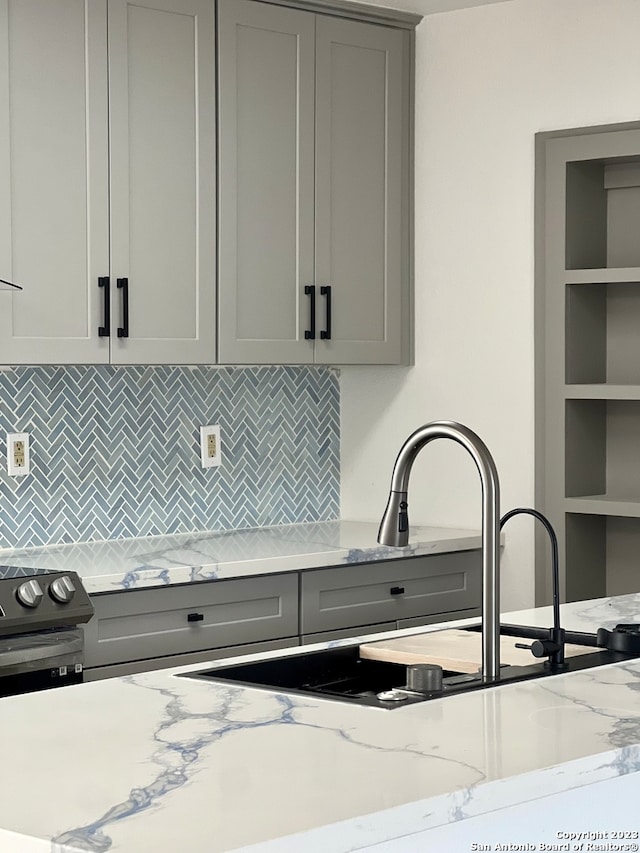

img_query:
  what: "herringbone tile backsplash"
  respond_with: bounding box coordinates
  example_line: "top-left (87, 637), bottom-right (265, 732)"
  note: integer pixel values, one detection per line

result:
top-left (0, 365), bottom-right (340, 549)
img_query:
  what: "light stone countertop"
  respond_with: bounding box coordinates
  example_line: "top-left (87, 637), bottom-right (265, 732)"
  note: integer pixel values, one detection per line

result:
top-left (0, 520), bottom-right (482, 593)
top-left (1, 593), bottom-right (640, 851)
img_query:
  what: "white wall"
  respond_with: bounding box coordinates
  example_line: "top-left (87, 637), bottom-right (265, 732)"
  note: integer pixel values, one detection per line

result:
top-left (341, 0), bottom-right (640, 610)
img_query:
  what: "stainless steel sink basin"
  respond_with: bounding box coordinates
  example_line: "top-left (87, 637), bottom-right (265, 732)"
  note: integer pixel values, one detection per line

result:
top-left (180, 623), bottom-right (640, 709)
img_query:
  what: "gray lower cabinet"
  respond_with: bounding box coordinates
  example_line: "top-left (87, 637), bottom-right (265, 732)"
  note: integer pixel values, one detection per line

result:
top-left (299, 608), bottom-right (481, 645)
top-left (83, 551), bottom-right (482, 679)
top-left (300, 622), bottom-right (396, 645)
top-left (83, 638), bottom-right (295, 682)
top-left (396, 610), bottom-right (480, 630)
top-left (300, 551), bottom-right (481, 637)
top-left (83, 573), bottom-right (299, 673)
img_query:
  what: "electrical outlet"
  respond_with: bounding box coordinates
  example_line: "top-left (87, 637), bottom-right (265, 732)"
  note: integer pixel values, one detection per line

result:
top-left (7, 432), bottom-right (30, 477)
top-left (200, 425), bottom-right (222, 469)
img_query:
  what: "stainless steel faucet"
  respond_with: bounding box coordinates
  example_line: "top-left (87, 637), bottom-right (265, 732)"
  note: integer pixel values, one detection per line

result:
top-left (377, 421), bottom-right (501, 682)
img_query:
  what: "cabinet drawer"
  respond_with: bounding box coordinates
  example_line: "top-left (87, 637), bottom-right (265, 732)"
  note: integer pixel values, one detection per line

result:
top-left (84, 574), bottom-right (299, 667)
top-left (397, 608), bottom-right (481, 630)
top-left (300, 622), bottom-right (396, 646)
top-left (300, 551), bottom-right (481, 634)
top-left (84, 637), bottom-right (298, 681)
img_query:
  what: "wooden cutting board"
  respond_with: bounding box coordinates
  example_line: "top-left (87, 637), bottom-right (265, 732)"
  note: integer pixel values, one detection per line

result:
top-left (359, 628), bottom-right (603, 674)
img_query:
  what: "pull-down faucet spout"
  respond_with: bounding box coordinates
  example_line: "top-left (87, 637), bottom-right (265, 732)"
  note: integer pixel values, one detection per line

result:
top-left (377, 421), bottom-right (501, 683)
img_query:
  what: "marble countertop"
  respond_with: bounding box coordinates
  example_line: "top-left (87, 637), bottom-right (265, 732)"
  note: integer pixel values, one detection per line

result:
top-left (2, 594), bottom-right (640, 852)
top-left (0, 521), bottom-right (482, 594)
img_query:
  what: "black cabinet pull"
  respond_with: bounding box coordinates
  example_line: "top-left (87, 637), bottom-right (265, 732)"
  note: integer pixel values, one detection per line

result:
top-left (98, 277), bottom-right (110, 337)
top-left (320, 285), bottom-right (332, 340)
top-left (390, 586), bottom-right (405, 596)
top-left (117, 277), bottom-right (129, 338)
top-left (304, 285), bottom-right (316, 340)
top-left (187, 612), bottom-right (204, 623)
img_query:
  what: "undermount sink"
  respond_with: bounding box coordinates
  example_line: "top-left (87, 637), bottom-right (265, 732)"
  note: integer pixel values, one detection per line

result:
top-left (180, 623), bottom-right (640, 710)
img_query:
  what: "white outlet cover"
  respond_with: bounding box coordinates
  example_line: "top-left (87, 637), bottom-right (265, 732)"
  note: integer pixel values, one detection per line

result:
top-left (7, 432), bottom-right (30, 477)
top-left (200, 424), bottom-right (222, 469)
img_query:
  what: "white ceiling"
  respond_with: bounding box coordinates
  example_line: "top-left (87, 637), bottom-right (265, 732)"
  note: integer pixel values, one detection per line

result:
top-left (361, 0), bottom-right (513, 16)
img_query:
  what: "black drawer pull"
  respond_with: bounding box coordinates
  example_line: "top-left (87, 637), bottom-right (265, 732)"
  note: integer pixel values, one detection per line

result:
top-left (117, 277), bottom-right (129, 338)
top-left (187, 612), bottom-right (204, 623)
top-left (390, 586), bottom-right (405, 596)
top-left (98, 276), bottom-right (110, 337)
top-left (304, 285), bottom-right (316, 340)
top-left (320, 285), bottom-right (331, 340)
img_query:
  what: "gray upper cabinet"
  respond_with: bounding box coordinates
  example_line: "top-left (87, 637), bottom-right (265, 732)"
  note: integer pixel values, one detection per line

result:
top-left (217, 0), bottom-right (412, 365)
top-left (218, 1), bottom-right (315, 365)
top-left (0, 0), bottom-right (109, 364)
top-left (314, 15), bottom-right (405, 365)
top-left (0, 0), bottom-right (216, 365)
top-left (108, 0), bottom-right (216, 365)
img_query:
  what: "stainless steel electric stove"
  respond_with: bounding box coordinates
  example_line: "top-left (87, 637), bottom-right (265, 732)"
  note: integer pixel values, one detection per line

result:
top-left (0, 567), bottom-right (94, 697)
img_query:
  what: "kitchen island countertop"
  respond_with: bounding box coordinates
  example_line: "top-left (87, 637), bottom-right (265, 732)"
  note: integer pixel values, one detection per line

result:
top-left (0, 520), bottom-right (482, 593)
top-left (1, 593), bottom-right (640, 851)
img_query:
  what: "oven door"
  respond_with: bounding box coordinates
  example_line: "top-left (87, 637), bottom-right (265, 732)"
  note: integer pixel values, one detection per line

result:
top-left (0, 629), bottom-right (84, 697)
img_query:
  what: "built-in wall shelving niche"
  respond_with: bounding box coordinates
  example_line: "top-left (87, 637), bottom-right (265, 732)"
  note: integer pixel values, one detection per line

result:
top-left (566, 280), bottom-right (640, 385)
top-left (538, 125), bottom-right (640, 603)
top-left (566, 158), bottom-right (640, 270)
top-left (565, 513), bottom-right (640, 600)
top-left (565, 398), bottom-right (640, 502)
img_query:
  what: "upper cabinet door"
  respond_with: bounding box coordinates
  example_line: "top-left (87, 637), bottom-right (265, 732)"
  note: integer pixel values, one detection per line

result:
top-left (217, 0), bottom-right (316, 364)
top-left (107, 0), bottom-right (216, 364)
top-left (314, 16), bottom-right (406, 365)
top-left (217, 2), bottom-right (411, 366)
top-left (0, 0), bottom-right (110, 364)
